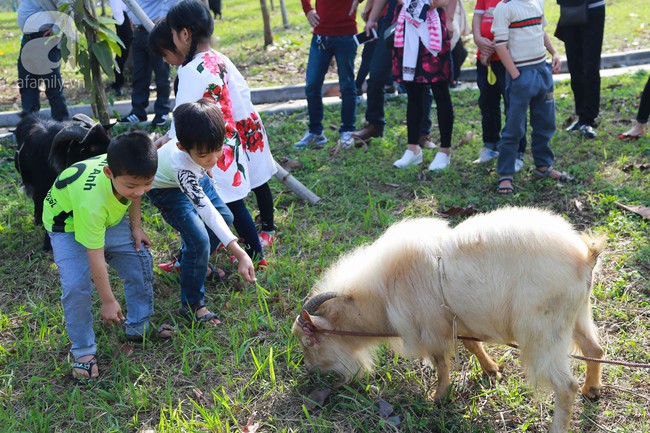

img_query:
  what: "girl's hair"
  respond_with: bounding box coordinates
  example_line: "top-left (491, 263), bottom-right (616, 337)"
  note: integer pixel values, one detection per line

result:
top-left (167, 0), bottom-right (214, 66)
top-left (174, 99), bottom-right (226, 153)
top-left (148, 18), bottom-right (177, 57)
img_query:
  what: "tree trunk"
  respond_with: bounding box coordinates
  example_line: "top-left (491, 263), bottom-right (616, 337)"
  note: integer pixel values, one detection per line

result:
top-left (279, 0), bottom-right (289, 29)
top-left (260, 0), bottom-right (273, 47)
top-left (83, 0), bottom-right (109, 124)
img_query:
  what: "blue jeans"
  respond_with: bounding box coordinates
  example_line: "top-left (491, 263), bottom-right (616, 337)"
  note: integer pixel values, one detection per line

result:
top-left (498, 62), bottom-right (556, 176)
top-left (476, 61), bottom-right (526, 154)
top-left (305, 34), bottom-right (357, 133)
top-left (49, 217), bottom-right (154, 359)
top-left (147, 177), bottom-right (233, 307)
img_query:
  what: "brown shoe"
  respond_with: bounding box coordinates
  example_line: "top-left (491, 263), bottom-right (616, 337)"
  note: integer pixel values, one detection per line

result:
top-left (419, 135), bottom-right (437, 149)
top-left (352, 124), bottom-right (383, 147)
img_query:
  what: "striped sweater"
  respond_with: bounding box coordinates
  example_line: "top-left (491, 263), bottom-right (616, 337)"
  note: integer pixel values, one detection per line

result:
top-left (491, 0), bottom-right (548, 67)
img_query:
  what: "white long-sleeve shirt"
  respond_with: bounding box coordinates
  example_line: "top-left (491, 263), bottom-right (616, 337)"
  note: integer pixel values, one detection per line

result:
top-left (152, 139), bottom-right (238, 247)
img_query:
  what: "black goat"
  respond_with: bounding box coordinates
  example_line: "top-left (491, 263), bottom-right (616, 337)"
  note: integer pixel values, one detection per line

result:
top-left (14, 114), bottom-right (111, 250)
top-left (208, 0), bottom-right (222, 19)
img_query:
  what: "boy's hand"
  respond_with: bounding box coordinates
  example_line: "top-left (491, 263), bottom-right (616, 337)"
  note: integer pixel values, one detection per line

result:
top-left (550, 53), bottom-right (561, 74)
top-left (132, 227), bottom-right (151, 251)
top-left (100, 299), bottom-right (125, 324)
top-left (475, 37), bottom-right (495, 57)
top-left (236, 254), bottom-right (256, 282)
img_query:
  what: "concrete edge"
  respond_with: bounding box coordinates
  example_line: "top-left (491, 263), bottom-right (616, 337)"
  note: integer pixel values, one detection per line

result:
top-left (1, 49), bottom-right (649, 128)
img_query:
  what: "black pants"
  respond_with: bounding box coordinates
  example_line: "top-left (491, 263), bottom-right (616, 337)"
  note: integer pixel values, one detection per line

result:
top-left (17, 33), bottom-right (69, 121)
top-left (130, 27), bottom-right (171, 118)
top-left (113, 13), bottom-right (133, 88)
top-left (559, 7), bottom-right (605, 126)
top-left (637, 75), bottom-right (650, 124)
top-left (405, 81), bottom-right (453, 148)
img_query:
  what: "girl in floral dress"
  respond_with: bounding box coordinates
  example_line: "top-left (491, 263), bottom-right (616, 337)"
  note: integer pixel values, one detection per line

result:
top-left (154, 1), bottom-right (277, 269)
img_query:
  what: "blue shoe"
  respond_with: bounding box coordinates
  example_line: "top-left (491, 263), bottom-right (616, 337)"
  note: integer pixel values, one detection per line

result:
top-left (294, 131), bottom-right (327, 149)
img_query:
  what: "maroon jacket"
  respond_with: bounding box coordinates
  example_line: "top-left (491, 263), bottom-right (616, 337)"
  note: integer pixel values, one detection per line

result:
top-left (301, 0), bottom-right (362, 36)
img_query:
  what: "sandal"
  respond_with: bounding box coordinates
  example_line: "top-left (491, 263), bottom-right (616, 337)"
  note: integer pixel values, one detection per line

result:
top-left (125, 323), bottom-right (176, 342)
top-left (178, 302), bottom-right (221, 325)
top-left (72, 356), bottom-right (98, 381)
top-left (497, 176), bottom-right (514, 195)
top-left (533, 165), bottom-right (575, 182)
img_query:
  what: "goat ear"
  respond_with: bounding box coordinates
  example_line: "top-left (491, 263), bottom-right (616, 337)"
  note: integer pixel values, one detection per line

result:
top-left (301, 310), bottom-right (333, 331)
top-left (301, 310), bottom-right (314, 325)
top-left (81, 123), bottom-right (111, 147)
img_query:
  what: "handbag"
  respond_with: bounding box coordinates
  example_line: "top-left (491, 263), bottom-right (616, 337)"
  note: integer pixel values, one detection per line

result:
top-left (384, 21), bottom-right (397, 48)
top-left (558, 2), bottom-right (588, 26)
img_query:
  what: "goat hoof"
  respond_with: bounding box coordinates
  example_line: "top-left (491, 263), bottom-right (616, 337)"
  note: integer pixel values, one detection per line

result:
top-left (581, 385), bottom-right (601, 400)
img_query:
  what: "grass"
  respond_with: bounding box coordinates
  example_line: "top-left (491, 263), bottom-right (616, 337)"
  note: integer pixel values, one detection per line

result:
top-left (0, 67), bottom-right (649, 432)
top-left (0, 0), bottom-right (649, 111)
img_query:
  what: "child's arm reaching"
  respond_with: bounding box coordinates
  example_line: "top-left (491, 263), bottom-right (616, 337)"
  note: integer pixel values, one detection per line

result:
top-left (87, 248), bottom-right (124, 324)
top-left (177, 169), bottom-right (256, 282)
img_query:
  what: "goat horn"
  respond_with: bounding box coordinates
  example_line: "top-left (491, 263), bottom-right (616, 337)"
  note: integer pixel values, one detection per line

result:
top-left (71, 113), bottom-right (97, 128)
top-left (302, 292), bottom-right (338, 315)
top-left (51, 125), bottom-right (89, 148)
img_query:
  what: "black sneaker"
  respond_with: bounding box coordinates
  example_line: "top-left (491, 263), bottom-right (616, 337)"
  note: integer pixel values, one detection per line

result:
top-left (118, 112), bottom-right (147, 123)
top-left (579, 124), bottom-right (597, 139)
top-left (151, 114), bottom-right (169, 127)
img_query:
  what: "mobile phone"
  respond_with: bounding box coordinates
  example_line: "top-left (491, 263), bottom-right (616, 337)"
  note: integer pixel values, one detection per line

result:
top-left (353, 28), bottom-right (378, 46)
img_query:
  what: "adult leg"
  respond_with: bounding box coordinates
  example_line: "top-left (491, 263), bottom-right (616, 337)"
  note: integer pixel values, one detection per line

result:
top-left (363, 16), bottom-right (391, 129)
top-left (104, 218), bottom-right (154, 338)
top-left (151, 51), bottom-right (171, 118)
top-left (636, 75), bottom-right (650, 124)
top-left (43, 46), bottom-right (69, 121)
top-left (561, 24), bottom-right (585, 122)
top-left (355, 40), bottom-right (375, 93)
top-left (305, 34), bottom-right (334, 135)
top-left (333, 35), bottom-right (358, 133)
top-left (113, 13), bottom-right (133, 89)
top-left (129, 28), bottom-right (152, 119)
top-left (17, 37), bottom-right (41, 116)
top-left (578, 7), bottom-right (605, 126)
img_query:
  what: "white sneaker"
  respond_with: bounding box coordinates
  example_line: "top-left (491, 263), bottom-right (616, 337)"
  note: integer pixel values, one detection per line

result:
top-left (393, 149), bottom-right (423, 168)
top-left (428, 152), bottom-right (450, 171)
top-left (340, 131), bottom-right (354, 149)
top-left (473, 147), bottom-right (499, 164)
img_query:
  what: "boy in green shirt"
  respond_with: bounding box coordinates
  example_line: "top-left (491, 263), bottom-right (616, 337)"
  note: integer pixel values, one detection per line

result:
top-left (43, 132), bottom-right (169, 381)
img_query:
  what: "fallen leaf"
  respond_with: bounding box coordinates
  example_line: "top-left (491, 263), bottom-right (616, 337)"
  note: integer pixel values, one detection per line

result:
top-left (386, 416), bottom-right (401, 427)
top-left (615, 202), bottom-right (650, 219)
top-left (304, 388), bottom-right (332, 411)
top-left (378, 399), bottom-right (394, 418)
top-left (574, 200), bottom-right (584, 212)
top-left (192, 388), bottom-right (213, 408)
top-left (438, 205), bottom-right (478, 218)
top-left (456, 130), bottom-right (475, 147)
top-left (240, 412), bottom-right (260, 433)
top-left (114, 343), bottom-right (134, 357)
top-left (278, 158), bottom-right (305, 172)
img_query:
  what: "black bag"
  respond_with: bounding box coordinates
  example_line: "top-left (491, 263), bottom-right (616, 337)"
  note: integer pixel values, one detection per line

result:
top-left (558, 1), bottom-right (587, 26)
top-left (384, 21), bottom-right (397, 48)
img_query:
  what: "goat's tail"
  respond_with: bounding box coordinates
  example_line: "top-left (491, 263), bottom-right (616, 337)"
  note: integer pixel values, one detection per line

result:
top-left (580, 231), bottom-right (606, 268)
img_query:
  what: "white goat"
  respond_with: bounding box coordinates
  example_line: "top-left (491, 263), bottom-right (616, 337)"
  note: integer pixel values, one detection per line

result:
top-left (293, 207), bottom-right (605, 433)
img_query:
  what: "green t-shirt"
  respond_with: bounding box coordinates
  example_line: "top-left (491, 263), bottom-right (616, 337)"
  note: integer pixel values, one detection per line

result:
top-left (42, 155), bottom-right (131, 249)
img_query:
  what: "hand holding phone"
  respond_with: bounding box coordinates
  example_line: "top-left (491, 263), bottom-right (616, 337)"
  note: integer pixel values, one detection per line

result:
top-left (353, 28), bottom-right (378, 46)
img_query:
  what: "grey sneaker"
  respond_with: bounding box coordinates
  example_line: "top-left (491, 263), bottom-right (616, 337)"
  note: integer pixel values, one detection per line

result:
top-left (294, 131), bottom-right (327, 149)
top-left (340, 131), bottom-right (354, 149)
top-left (473, 147), bottom-right (499, 164)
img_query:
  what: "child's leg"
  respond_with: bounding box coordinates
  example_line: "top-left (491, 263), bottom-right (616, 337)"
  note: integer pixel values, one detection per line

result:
top-left (529, 64), bottom-right (556, 169)
top-left (227, 199), bottom-right (264, 260)
top-left (497, 69), bottom-right (532, 176)
top-left (49, 231), bottom-right (96, 360)
top-left (477, 61), bottom-right (502, 150)
top-left (147, 188), bottom-right (210, 306)
top-left (430, 82), bottom-right (454, 149)
top-left (252, 182), bottom-right (274, 232)
top-left (104, 217), bottom-right (154, 339)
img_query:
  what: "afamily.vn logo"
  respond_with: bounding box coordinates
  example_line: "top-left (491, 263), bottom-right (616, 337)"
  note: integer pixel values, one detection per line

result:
top-left (20, 10), bottom-right (77, 75)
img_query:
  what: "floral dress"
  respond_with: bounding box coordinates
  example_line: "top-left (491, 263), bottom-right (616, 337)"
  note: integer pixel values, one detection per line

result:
top-left (391, 4), bottom-right (452, 84)
top-left (169, 49), bottom-right (277, 203)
